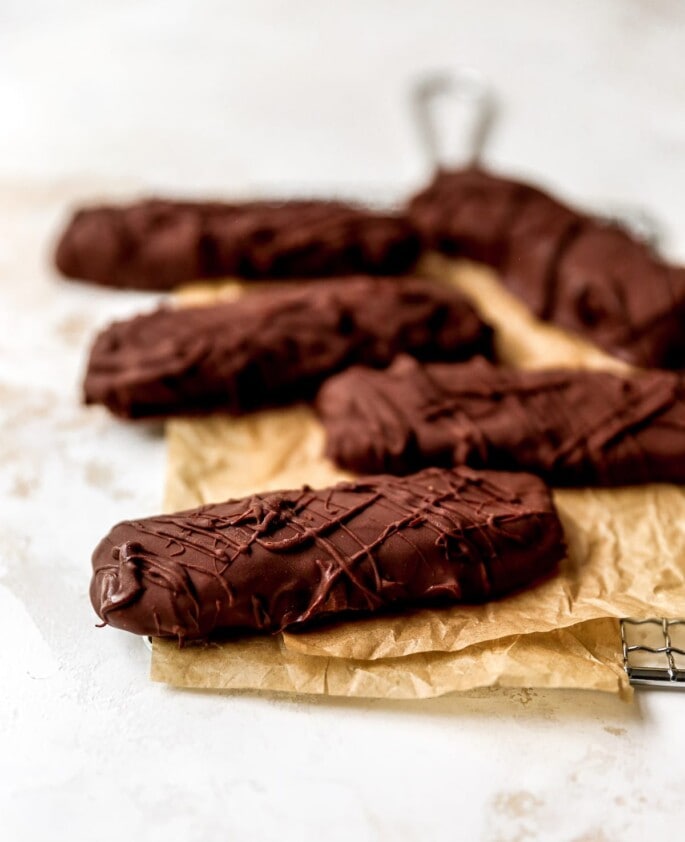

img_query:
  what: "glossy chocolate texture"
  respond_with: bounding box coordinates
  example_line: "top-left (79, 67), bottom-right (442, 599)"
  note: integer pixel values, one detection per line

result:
top-left (90, 466), bottom-right (565, 640)
top-left (83, 276), bottom-right (494, 419)
top-left (317, 355), bottom-right (685, 486)
top-left (55, 199), bottom-right (421, 290)
top-left (408, 168), bottom-right (685, 368)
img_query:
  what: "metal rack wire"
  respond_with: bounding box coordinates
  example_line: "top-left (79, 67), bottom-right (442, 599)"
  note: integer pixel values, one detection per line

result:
top-left (621, 618), bottom-right (685, 687)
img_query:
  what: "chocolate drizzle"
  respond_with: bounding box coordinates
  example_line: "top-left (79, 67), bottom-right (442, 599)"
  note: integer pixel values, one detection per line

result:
top-left (317, 355), bottom-right (685, 486)
top-left (83, 276), bottom-right (494, 419)
top-left (90, 466), bottom-right (565, 640)
top-left (408, 167), bottom-right (685, 368)
top-left (55, 199), bottom-right (421, 290)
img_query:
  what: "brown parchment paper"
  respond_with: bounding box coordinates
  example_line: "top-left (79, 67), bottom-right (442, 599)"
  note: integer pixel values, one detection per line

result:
top-left (163, 407), bottom-right (685, 662)
top-left (150, 260), bottom-right (685, 697)
top-left (152, 618), bottom-right (630, 699)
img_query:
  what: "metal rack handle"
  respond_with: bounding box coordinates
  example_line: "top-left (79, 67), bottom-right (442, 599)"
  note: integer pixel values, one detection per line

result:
top-left (411, 67), bottom-right (496, 170)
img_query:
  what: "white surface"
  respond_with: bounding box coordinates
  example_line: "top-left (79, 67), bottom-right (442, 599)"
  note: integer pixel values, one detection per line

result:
top-left (1, 2), bottom-right (685, 840)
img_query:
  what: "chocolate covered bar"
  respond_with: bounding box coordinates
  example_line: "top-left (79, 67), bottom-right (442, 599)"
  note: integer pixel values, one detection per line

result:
top-left (317, 355), bottom-right (685, 486)
top-left (90, 466), bottom-right (565, 640)
top-left (55, 199), bottom-right (421, 290)
top-left (408, 167), bottom-right (685, 368)
top-left (84, 276), bottom-right (494, 419)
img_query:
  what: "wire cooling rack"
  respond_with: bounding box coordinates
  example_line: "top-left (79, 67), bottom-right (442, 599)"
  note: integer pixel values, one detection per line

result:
top-left (139, 71), bottom-right (681, 695)
top-left (413, 69), bottom-right (676, 692)
top-left (621, 618), bottom-right (685, 687)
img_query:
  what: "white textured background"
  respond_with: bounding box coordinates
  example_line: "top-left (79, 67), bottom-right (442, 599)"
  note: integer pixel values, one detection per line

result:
top-left (1, 1), bottom-right (685, 840)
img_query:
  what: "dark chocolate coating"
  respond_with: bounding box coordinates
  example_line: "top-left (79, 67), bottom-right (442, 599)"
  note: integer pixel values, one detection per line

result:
top-left (317, 355), bottom-right (685, 486)
top-left (55, 199), bottom-right (421, 290)
top-left (83, 276), bottom-right (494, 419)
top-left (408, 168), bottom-right (539, 265)
top-left (408, 167), bottom-right (685, 368)
top-left (90, 466), bottom-right (565, 640)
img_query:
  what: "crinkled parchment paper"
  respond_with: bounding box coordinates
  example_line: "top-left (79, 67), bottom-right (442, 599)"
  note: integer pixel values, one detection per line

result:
top-left (151, 261), bottom-right (685, 697)
top-left (152, 618), bottom-right (629, 699)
